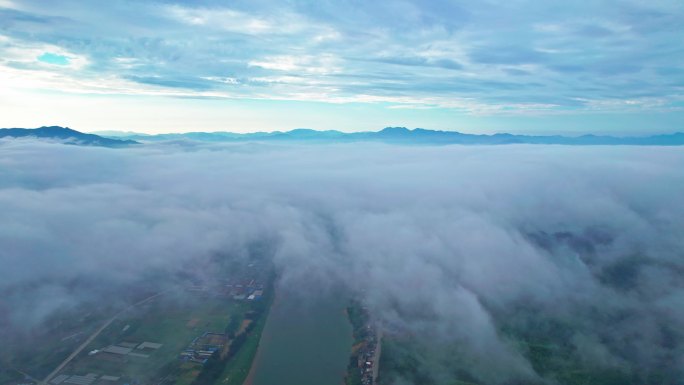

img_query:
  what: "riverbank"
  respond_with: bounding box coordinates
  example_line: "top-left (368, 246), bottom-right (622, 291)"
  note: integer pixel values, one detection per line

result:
top-left (240, 292), bottom-right (277, 385)
top-left (217, 293), bottom-right (273, 385)
top-left (344, 301), bottom-right (380, 385)
top-left (197, 281), bottom-right (276, 385)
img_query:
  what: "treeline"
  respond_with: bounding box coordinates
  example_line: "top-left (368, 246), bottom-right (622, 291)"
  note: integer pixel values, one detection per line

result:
top-left (193, 271), bottom-right (275, 385)
top-left (224, 316), bottom-right (241, 338)
top-left (192, 314), bottom-right (260, 385)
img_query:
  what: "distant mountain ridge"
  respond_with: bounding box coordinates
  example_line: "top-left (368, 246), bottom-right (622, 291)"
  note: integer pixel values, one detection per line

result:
top-left (99, 126), bottom-right (684, 146)
top-left (0, 126), bottom-right (138, 147)
top-left (3, 126), bottom-right (683, 146)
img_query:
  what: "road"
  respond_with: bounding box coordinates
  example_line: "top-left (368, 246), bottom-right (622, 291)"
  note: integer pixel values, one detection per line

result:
top-left (12, 368), bottom-right (41, 384)
top-left (40, 292), bottom-right (166, 385)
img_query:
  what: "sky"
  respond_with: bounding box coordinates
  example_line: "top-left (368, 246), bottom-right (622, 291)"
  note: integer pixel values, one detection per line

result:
top-left (0, 0), bottom-right (683, 134)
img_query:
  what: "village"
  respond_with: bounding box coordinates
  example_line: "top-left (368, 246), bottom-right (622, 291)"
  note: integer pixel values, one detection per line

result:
top-left (346, 302), bottom-right (381, 385)
top-left (6, 265), bottom-right (272, 385)
top-left (353, 325), bottom-right (380, 385)
top-left (179, 278), bottom-right (265, 365)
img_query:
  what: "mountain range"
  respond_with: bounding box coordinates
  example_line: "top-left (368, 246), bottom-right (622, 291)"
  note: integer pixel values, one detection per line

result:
top-left (2, 126), bottom-right (684, 146)
top-left (99, 126), bottom-right (684, 145)
top-left (0, 126), bottom-right (138, 147)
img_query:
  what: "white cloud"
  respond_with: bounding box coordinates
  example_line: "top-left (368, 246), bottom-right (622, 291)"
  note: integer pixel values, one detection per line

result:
top-left (0, 0), bottom-right (16, 9)
top-left (203, 76), bottom-right (240, 85)
top-left (248, 54), bottom-right (342, 75)
top-left (0, 0), bottom-right (682, 126)
top-left (1, 141), bottom-right (684, 382)
top-left (165, 5), bottom-right (282, 35)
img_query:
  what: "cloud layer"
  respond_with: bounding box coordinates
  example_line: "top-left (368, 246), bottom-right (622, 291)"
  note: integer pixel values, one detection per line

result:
top-left (1, 139), bottom-right (684, 383)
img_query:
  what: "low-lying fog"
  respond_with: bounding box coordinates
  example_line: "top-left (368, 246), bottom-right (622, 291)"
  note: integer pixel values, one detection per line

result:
top-left (1, 139), bottom-right (683, 383)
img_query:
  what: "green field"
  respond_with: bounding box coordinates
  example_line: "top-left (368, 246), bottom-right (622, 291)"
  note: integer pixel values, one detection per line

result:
top-left (218, 297), bottom-right (272, 385)
top-left (0, 370), bottom-right (24, 385)
top-left (0, 308), bottom-right (115, 382)
top-left (62, 295), bottom-right (256, 385)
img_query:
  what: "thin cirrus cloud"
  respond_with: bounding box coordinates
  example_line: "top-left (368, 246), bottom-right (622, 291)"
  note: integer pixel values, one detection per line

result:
top-left (0, 0), bottom-right (683, 133)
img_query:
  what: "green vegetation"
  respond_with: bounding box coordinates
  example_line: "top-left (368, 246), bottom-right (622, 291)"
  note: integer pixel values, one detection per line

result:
top-left (0, 305), bottom-right (115, 381)
top-left (175, 362), bottom-right (201, 385)
top-left (378, 338), bottom-right (445, 385)
top-left (344, 300), bottom-right (373, 385)
top-left (216, 290), bottom-right (273, 385)
top-left (167, 281), bottom-right (274, 385)
top-left (50, 290), bottom-right (275, 385)
top-left (347, 301), bottom-right (370, 344)
top-left (377, 335), bottom-right (643, 385)
top-left (345, 365), bottom-right (363, 385)
top-left (1, 251), bottom-right (275, 385)
top-left (0, 369), bottom-right (24, 385)
top-left (378, 316), bottom-right (680, 385)
top-left (518, 341), bottom-right (633, 385)
top-left (64, 296), bottom-right (244, 383)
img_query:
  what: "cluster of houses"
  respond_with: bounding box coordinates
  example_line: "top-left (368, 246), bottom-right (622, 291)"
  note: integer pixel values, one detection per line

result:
top-left (226, 279), bottom-right (264, 301)
top-left (179, 332), bottom-right (228, 364)
top-left (354, 324), bottom-right (380, 385)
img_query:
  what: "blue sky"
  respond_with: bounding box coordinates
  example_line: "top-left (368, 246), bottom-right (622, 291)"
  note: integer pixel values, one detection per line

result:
top-left (0, 0), bottom-right (683, 134)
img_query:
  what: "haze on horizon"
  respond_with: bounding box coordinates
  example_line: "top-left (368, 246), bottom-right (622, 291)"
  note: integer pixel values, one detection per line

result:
top-left (1, 0), bottom-right (683, 135)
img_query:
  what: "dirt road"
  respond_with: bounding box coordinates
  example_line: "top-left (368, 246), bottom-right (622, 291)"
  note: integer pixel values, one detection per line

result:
top-left (41, 292), bottom-right (165, 385)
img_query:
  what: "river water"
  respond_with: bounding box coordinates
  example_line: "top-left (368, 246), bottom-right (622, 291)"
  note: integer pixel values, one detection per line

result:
top-left (248, 288), bottom-right (352, 385)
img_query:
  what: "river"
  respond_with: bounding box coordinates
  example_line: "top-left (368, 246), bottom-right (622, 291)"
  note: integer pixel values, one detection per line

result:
top-left (246, 288), bottom-right (352, 385)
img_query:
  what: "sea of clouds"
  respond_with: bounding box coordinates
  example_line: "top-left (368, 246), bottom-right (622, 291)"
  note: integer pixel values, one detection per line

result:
top-left (1, 138), bottom-right (683, 383)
